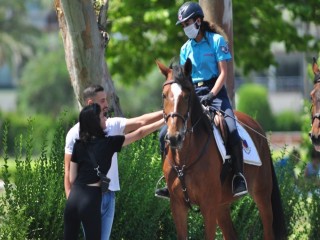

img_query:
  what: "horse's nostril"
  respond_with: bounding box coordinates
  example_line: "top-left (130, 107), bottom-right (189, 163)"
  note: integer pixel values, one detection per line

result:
top-left (177, 134), bottom-right (182, 142)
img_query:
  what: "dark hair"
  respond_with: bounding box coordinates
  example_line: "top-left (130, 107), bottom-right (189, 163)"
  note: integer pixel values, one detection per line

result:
top-left (79, 103), bottom-right (105, 142)
top-left (200, 20), bottom-right (229, 42)
top-left (82, 84), bottom-right (104, 104)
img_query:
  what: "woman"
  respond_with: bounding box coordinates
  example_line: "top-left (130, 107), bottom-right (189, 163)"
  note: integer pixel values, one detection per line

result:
top-left (64, 103), bottom-right (163, 239)
top-left (156, 1), bottom-right (247, 198)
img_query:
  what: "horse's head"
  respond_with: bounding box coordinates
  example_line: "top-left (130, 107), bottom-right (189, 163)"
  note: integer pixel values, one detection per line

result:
top-left (310, 57), bottom-right (320, 151)
top-left (157, 58), bottom-right (201, 149)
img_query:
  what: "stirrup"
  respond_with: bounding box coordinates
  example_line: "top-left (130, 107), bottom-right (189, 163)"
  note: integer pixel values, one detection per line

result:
top-left (154, 176), bottom-right (170, 200)
top-left (155, 187), bottom-right (170, 200)
top-left (232, 173), bottom-right (248, 197)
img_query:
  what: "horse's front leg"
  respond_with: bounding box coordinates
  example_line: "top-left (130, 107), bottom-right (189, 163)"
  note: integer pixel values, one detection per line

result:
top-left (215, 204), bottom-right (238, 240)
top-left (170, 199), bottom-right (189, 240)
top-left (200, 204), bottom-right (218, 240)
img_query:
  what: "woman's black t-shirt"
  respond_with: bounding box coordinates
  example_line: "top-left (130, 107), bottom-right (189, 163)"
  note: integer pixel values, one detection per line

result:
top-left (71, 136), bottom-right (125, 185)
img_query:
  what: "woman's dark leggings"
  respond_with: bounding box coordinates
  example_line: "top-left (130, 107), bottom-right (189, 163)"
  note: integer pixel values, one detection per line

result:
top-left (64, 184), bottom-right (102, 240)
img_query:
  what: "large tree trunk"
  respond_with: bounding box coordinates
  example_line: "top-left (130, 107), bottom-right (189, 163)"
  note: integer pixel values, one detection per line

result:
top-left (199, 0), bottom-right (235, 106)
top-left (54, 0), bottom-right (123, 116)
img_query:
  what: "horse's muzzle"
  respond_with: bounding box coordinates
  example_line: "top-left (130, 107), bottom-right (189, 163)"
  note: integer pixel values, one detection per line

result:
top-left (165, 132), bottom-right (184, 149)
top-left (309, 131), bottom-right (320, 151)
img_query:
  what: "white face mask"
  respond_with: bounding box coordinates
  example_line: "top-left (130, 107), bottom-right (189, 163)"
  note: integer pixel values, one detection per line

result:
top-left (183, 22), bottom-right (200, 39)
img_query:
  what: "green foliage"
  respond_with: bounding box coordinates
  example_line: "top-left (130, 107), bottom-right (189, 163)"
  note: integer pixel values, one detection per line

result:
top-left (1, 114), bottom-right (320, 239)
top-left (0, 0), bottom-right (40, 68)
top-left (273, 110), bottom-right (302, 131)
top-left (105, 0), bottom-right (315, 83)
top-left (0, 110), bottom-right (77, 155)
top-left (18, 46), bottom-right (75, 117)
top-left (107, 0), bottom-right (182, 83)
top-left (0, 116), bottom-right (68, 239)
top-left (114, 68), bottom-right (163, 116)
top-left (112, 134), bottom-right (177, 239)
top-left (237, 83), bottom-right (274, 131)
top-left (233, 1), bottom-right (313, 75)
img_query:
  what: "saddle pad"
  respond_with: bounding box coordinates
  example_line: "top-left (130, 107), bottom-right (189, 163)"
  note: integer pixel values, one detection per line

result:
top-left (213, 122), bottom-right (262, 166)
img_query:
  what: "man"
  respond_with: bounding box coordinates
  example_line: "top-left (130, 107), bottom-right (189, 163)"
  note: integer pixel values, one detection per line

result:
top-left (64, 84), bottom-right (162, 239)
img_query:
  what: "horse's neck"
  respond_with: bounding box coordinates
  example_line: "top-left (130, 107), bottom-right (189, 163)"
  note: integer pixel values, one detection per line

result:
top-left (172, 123), bottom-right (208, 165)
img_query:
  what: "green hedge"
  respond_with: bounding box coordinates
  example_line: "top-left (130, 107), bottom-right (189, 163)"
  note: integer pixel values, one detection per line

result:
top-left (237, 83), bottom-right (274, 131)
top-left (0, 111), bottom-right (77, 155)
top-left (236, 83), bottom-right (303, 132)
top-left (1, 116), bottom-right (320, 239)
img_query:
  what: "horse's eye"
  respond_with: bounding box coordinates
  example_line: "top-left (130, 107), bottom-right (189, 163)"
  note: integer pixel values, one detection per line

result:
top-left (162, 93), bottom-right (166, 99)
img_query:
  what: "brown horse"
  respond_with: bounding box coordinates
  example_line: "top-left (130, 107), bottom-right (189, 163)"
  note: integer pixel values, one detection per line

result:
top-left (309, 57), bottom-right (320, 151)
top-left (156, 59), bottom-right (286, 240)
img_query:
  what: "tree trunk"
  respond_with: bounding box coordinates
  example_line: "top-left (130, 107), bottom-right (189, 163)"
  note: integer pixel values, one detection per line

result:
top-left (54, 0), bottom-right (123, 116)
top-left (199, 0), bottom-right (235, 106)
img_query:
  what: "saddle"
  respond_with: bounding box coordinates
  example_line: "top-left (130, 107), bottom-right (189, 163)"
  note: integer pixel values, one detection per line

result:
top-left (203, 107), bottom-right (228, 146)
top-left (203, 107), bottom-right (262, 183)
top-left (203, 107), bottom-right (233, 184)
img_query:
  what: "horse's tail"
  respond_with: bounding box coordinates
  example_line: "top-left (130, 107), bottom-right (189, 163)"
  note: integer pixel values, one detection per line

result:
top-left (270, 157), bottom-right (287, 240)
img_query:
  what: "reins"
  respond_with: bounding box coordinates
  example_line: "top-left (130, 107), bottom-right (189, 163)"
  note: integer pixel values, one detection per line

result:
top-left (168, 131), bottom-right (210, 211)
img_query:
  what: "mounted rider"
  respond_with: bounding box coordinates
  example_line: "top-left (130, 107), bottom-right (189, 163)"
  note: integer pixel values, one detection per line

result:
top-left (156, 1), bottom-right (248, 199)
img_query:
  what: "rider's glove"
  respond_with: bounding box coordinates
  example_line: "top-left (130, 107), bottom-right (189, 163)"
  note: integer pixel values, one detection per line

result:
top-left (200, 92), bottom-right (215, 105)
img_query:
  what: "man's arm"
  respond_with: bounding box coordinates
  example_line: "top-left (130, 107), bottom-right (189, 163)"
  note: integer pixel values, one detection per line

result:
top-left (123, 110), bottom-right (163, 134)
top-left (64, 153), bottom-right (72, 198)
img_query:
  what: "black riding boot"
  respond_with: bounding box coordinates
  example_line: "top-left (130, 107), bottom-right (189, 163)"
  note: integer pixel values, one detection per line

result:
top-left (154, 150), bottom-right (170, 200)
top-left (231, 141), bottom-right (248, 197)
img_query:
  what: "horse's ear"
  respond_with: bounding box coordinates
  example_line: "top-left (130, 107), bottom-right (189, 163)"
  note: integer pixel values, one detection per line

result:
top-left (184, 58), bottom-right (192, 77)
top-left (156, 59), bottom-right (170, 78)
top-left (313, 57), bottom-right (320, 75)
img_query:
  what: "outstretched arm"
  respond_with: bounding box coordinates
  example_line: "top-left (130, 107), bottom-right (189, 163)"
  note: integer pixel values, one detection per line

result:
top-left (123, 118), bottom-right (164, 146)
top-left (123, 110), bottom-right (163, 134)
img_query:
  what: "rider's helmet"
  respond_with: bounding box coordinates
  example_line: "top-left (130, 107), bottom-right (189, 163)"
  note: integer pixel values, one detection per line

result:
top-left (176, 2), bottom-right (204, 25)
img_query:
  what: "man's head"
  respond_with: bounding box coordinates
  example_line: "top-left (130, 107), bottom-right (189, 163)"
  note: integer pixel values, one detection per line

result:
top-left (83, 84), bottom-right (108, 115)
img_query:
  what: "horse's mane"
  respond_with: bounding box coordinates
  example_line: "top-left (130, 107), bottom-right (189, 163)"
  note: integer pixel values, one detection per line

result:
top-left (170, 63), bottom-right (212, 132)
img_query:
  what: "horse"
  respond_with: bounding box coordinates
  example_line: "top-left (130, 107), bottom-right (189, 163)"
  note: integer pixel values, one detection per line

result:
top-left (309, 57), bottom-right (320, 151)
top-left (156, 58), bottom-right (286, 240)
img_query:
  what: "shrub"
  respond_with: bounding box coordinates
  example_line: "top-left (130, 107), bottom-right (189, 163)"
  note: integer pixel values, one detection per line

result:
top-left (1, 114), bottom-right (320, 239)
top-left (273, 110), bottom-right (302, 131)
top-left (0, 117), bottom-right (67, 239)
top-left (112, 134), bottom-right (177, 239)
top-left (237, 83), bottom-right (274, 131)
top-left (0, 110), bottom-right (77, 155)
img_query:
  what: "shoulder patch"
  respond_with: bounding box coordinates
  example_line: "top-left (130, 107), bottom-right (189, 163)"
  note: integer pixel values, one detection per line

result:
top-left (221, 45), bottom-right (229, 54)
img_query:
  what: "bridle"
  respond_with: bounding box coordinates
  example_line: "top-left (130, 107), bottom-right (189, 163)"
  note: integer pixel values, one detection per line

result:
top-left (162, 80), bottom-right (192, 142)
top-left (311, 74), bottom-right (320, 124)
top-left (161, 79), bottom-right (210, 211)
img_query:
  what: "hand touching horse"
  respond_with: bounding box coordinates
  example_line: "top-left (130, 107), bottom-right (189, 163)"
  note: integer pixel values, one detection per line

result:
top-left (157, 59), bottom-right (286, 240)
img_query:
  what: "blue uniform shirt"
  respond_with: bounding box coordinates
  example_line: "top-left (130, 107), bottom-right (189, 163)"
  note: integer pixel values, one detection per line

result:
top-left (180, 31), bottom-right (232, 83)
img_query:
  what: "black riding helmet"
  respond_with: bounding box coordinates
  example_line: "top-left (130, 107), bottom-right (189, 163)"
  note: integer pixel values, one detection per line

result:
top-left (176, 1), bottom-right (204, 25)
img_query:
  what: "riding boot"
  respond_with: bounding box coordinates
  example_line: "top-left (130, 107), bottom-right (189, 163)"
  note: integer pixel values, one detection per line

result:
top-left (231, 141), bottom-right (248, 197)
top-left (155, 150), bottom-right (170, 200)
